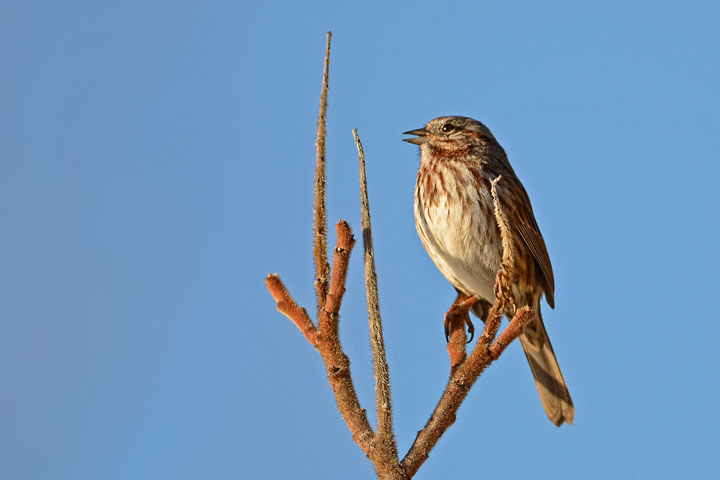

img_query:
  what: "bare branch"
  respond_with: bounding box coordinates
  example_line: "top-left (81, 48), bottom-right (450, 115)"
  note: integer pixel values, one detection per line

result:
top-left (267, 33), bottom-right (408, 480)
top-left (313, 31), bottom-right (332, 315)
top-left (354, 129), bottom-right (396, 456)
top-left (319, 221), bottom-right (355, 336)
top-left (265, 274), bottom-right (318, 345)
top-left (267, 223), bottom-right (376, 456)
top-left (481, 303), bottom-right (504, 345)
top-left (315, 336), bottom-right (376, 457)
top-left (490, 306), bottom-right (534, 359)
top-left (313, 221), bottom-right (377, 457)
top-left (400, 306), bottom-right (531, 477)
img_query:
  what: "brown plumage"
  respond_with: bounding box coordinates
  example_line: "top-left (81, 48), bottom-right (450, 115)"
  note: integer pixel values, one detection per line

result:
top-left (405, 116), bottom-right (574, 426)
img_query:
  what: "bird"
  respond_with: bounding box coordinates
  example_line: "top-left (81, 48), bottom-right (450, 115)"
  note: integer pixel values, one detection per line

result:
top-left (404, 115), bottom-right (574, 426)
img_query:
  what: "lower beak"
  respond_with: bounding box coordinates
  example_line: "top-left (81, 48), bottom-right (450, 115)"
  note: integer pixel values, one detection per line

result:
top-left (403, 127), bottom-right (429, 145)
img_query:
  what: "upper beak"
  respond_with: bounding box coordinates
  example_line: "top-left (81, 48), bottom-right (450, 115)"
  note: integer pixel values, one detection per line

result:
top-left (403, 127), bottom-right (429, 145)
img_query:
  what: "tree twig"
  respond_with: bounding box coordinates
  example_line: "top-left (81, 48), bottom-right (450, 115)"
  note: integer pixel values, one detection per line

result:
top-left (319, 220), bottom-right (354, 335)
top-left (313, 31), bottom-right (332, 316)
top-left (315, 222), bottom-right (376, 455)
top-left (400, 307), bottom-right (534, 477)
top-left (354, 129), bottom-right (398, 464)
top-left (265, 274), bottom-right (318, 345)
top-left (268, 222), bottom-right (377, 454)
top-left (490, 306), bottom-right (534, 359)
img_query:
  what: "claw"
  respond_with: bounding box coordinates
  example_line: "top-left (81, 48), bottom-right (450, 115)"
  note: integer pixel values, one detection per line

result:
top-left (493, 270), bottom-right (504, 300)
top-left (466, 317), bottom-right (475, 343)
top-left (443, 295), bottom-right (479, 343)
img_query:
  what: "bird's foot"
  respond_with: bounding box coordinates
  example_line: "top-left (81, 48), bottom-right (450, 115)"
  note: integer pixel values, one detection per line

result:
top-left (444, 295), bottom-right (479, 343)
top-left (493, 267), bottom-right (515, 310)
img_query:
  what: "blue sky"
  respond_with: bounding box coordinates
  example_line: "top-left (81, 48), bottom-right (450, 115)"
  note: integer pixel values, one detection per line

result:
top-left (2, 1), bottom-right (719, 478)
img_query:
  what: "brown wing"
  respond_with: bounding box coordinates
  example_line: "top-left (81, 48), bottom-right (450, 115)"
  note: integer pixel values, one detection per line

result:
top-left (500, 178), bottom-right (555, 308)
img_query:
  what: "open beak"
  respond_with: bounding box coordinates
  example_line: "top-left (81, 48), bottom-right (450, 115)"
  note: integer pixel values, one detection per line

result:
top-left (403, 127), bottom-right (429, 145)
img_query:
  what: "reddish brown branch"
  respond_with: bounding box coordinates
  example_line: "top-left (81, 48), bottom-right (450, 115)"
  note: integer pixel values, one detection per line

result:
top-left (265, 274), bottom-right (318, 345)
top-left (319, 221), bottom-right (355, 336)
top-left (315, 340), bottom-right (375, 456)
top-left (490, 306), bottom-right (534, 359)
top-left (400, 306), bottom-right (534, 477)
top-left (480, 303), bottom-right (504, 345)
top-left (464, 302), bottom-right (505, 372)
top-left (313, 31), bottom-right (332, 315)
top-left (266, 33), bottom-right (407, 480)
top-left (354, 129), bottom-right (397, 460)
top-left (313, 222), bottom-right (378, 462)
top-left (267, 221), bottom-right (377, 458)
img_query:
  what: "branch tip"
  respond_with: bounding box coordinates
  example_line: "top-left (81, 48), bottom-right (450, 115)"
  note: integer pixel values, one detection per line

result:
top-left (355, 128), bottom-right (397, 456)
top-left (265, 274), bottom-right (318, 345)
top-left (313, 30), bottom-right (333, 314)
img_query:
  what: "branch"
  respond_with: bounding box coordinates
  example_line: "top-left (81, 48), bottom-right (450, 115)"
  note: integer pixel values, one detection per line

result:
top-left (313, 31), bottom-right (332, 316)
top-left (315, 222), bottom-right (377, 455)
top-left (268, 221), bottom-right (377, 456)
top-left (319, 221), bottom-right (354, 335)
top-left (354, 130), bottom-right (398, 461)
top-left (400, 307), bottom-right (534, 477)
top-left (490, 306), bottom-right (534, 359)
top-left (266, 33), bottom-right (408, 480)
top-left (265, 274), bottom-right (318, 345)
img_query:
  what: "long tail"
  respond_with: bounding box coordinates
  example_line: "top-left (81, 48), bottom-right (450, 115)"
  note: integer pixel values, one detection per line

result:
top-left (518, 302), bottom-right (574, 426)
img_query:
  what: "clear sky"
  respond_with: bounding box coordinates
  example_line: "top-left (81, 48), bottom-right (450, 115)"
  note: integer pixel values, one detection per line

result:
top-left (2, 1), bottom-right (719, 479)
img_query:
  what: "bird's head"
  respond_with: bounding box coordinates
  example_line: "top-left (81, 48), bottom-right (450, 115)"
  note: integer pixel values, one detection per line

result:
top-left (403, 116), bottom-right (496, 157)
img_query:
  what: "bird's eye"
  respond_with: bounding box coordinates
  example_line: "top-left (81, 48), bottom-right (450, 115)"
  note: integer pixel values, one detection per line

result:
top-left (441, 124), bottom-right (455, 133)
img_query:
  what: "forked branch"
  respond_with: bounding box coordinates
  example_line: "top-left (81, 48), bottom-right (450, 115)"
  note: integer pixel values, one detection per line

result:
top-left (400, 307), bottom-right (535, 477)
top-left (355, 130), bottom-right (395, 449)
top-left (265, 32), bottom-right (536, 479)
top-left (265, 275), bottom-right (317, 345)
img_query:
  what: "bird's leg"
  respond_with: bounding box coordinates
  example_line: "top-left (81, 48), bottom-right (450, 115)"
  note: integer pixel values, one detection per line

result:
top-left (444, 294), bottom-right (479, 369)
top-left (493, 266), bottom-right (516, 312)
top-left (444, 294), bottom-right (479, 342)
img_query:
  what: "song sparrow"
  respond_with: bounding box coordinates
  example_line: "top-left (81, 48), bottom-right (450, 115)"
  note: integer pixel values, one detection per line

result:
top-left (404, 116), bottom-right (574, 426)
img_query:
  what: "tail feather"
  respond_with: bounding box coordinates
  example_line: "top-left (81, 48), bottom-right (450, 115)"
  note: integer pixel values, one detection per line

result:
top-left (518, 303), bottom-right (574, 426)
